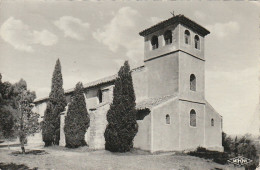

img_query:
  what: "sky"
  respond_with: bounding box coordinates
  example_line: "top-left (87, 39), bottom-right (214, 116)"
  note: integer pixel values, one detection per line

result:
top-left (0, 1), bottom-right (259, 135)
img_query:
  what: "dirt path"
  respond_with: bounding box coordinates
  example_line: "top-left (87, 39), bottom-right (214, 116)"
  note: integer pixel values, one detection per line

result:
top-left (0, 146), bottom-right (243, 170)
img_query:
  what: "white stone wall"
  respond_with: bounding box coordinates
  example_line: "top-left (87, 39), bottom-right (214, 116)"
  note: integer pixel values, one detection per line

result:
top-left (59, 106), bottom-right (68, 147)
top-left (27, 131), bottom-right (44, 146)
top-left (59, 103), bottom-right (109, 149)
top-left (34, 102), bottom-right (47, 122)
top-left (87, 104), bottom-right (109, 150)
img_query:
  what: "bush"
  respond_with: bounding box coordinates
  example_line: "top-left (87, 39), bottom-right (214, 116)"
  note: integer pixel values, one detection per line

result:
top-left (222, 132), bottom-right (232, 153)
top-left (0, 108), bottom-right (14, 140)
top-left (64, 82), bottom-right (90, 148)
top-left (189, 147), bottom-right (229, 165)
top-left (104, 61), bottom-right (138, 152)
top-left (236, 137), bottom-right (259, 170)
top-left (226, 134), bottom-right (259, 170)
top-left (189, 133), bottom-right (259, 170)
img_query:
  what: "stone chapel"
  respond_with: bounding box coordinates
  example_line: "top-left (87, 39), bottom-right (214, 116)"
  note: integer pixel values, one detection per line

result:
top-left (33, 14), bottom-right (223, 152)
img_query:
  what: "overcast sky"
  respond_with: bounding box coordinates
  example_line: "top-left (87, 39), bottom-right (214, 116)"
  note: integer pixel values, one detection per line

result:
top-left (0, 1), bottom-right (259, 135)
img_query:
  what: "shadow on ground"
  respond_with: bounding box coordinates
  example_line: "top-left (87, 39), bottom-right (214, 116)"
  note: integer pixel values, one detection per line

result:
top-left (0, 162), bottom-right (38, 170)
top-left (10, 150), bottom-right (48, 156)
top-left (0, 144), bottom-right (21, 148)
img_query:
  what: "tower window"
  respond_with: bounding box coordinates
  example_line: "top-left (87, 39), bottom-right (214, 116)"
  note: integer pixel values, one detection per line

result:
top-left (211, 118), bottom-right (214, 126)
top-left (184, 30), bottom-right (190, 45)
top-left (151, 36), bottom-right (158, 50)
top-left (190, 109), bottom-right (196, 127)
top-left (190, 74), bottom-right (196, 91)
top-left (97, 89), bottom-right (102, 103)
top-left (194, 35), bottom-right (200, 49)
top-left (166, 114), bottom-right (170, 124)
top-left (164, 30), bottom-right (172, 45)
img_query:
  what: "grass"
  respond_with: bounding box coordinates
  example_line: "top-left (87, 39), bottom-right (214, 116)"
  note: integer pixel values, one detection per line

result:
top-left (0, 146), bottom-right (243, 170)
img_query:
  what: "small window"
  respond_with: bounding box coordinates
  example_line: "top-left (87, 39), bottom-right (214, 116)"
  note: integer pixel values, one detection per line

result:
top-left (211, 118), bottom-right (214, 126)
top-left (166, 114), bottom-right (170, 124)
top-left (164, 30), bottom-right (172, 45)
top-left (194, 35), bottom-right (200, 49)
top-left (184, 30), bottom-right (190, 45)
top-left (97, 89), bottom-right (102, 103)
top-left (190, 74), bottom-right (196, 91)
top-left (151, 36), bottom-right (158, 50)
top-left (190, 109), bottom-right (196, 127)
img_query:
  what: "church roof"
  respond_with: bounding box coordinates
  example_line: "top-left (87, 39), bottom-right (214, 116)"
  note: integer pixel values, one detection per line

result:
top-left (88, 94), bottom-right (177, 112)
top-left (65, 74), bottom-right (117, 94)
top-left (33, 74), bottom-right (117, 104)
top-left (139, 14), bottom-right (210, 37)
top-left (136, 94), bottom-right (177, 110)
top-left (34, 65), bottom-right (145, 104)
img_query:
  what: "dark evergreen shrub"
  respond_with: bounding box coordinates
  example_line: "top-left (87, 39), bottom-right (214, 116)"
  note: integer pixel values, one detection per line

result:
top-left (42, 59), bottom-right (67, 146)
top-left (104, 61), bottom-right (138, 152)
top-left (222, 132), bottom-right (232, 153)
top-left (42, 103), bottom-right (55, 146)
top-left (0, 108), bottom-right (14, 140)
top-left (189, 134), bottom-right (259, 169)
top-left (237, 137), bottom-right (259, 170)
top-left (188, 147), bottom-right (229, 165)
top-left (64, 82), bottom-right (90, 148)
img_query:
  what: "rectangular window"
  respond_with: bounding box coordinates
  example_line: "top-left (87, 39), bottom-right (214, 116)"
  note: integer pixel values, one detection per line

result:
top-left (165, 39), bottom-right (171, 45)
top-left (190, 115), bottom-right (196, 127)
top-left (102, 89), bottom-right (110, 102)
top-left (152, 44), bottom-right (158, 50)
top-left (185, 36), bottom-right (188, 44)
top-left (190, 110), bottom-right (196, 127)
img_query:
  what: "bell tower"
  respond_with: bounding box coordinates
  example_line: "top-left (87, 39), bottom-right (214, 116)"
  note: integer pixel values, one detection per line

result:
top-left (139, 14), bottom-right (210, 103)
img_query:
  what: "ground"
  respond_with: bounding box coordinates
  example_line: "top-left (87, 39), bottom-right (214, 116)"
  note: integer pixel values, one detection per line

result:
top-left (0, 144), bottom-right (244, 170)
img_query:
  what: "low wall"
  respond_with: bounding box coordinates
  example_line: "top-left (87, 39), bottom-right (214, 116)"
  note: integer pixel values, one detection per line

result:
top-left (59, 104), bottom-right (109, 149)
top-left (87, 104), bottom-right (109, 149)
top-left (59, 106), bottom-right (68, 147)
top-left (134, 114), bottom-right (151, 151)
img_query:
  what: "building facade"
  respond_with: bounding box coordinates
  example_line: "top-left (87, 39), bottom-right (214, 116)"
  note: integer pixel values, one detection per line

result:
top-left (33, 14), bottom-right (223, 152)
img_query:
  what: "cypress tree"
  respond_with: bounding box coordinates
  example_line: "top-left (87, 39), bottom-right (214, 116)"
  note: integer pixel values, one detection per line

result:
top-left (42, 59), bottom-right (67, 146)
top-left (64, 82), bottom-right (90, 148)
top-left (104, 61), bottom-right (138, 152)
top-left (42, 103), bottom-right (55, 146)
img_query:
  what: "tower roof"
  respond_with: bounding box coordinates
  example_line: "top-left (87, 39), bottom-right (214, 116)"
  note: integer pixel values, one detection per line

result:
top-left (139, 14), bottom-right (210, 37)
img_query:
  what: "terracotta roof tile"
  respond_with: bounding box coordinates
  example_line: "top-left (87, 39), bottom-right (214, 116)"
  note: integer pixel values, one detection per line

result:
top-left (136, 94), bottom-right (177, 110)
top-left (139, 14), bottom-right (210, 37)
top-left (64, 74), bottom-right (117, 94)
top-left (34, 65), bottom-right (145, 104)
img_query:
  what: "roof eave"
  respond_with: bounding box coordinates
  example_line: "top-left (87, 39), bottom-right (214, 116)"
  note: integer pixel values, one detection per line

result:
top-left (139, 15), bottom-right (210, 37)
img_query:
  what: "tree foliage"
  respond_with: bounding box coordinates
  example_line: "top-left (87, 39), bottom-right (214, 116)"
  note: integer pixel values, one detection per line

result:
top-left (0, 74), bottom-right (40, 153)
top-left (222, 132), bottom-right (259, 170)
top-left (42, 59), bottom-right (67, 146)
top-left (222, 132), bottom-right (232, 153)
top-left (42, 103), bottom-right (55, 146)
top-left (0, 73), bottom-right (15, 140)
top-left (104, 61), bottom-right (138, 152)
top-left (190, 133), bottom-right (259, 169)
top-left (0, 108), bottom-right (14, 140)
top-left (64, 82), bottom-right (90, 148)
top-left (17, 90), bottom-right (40, 153)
